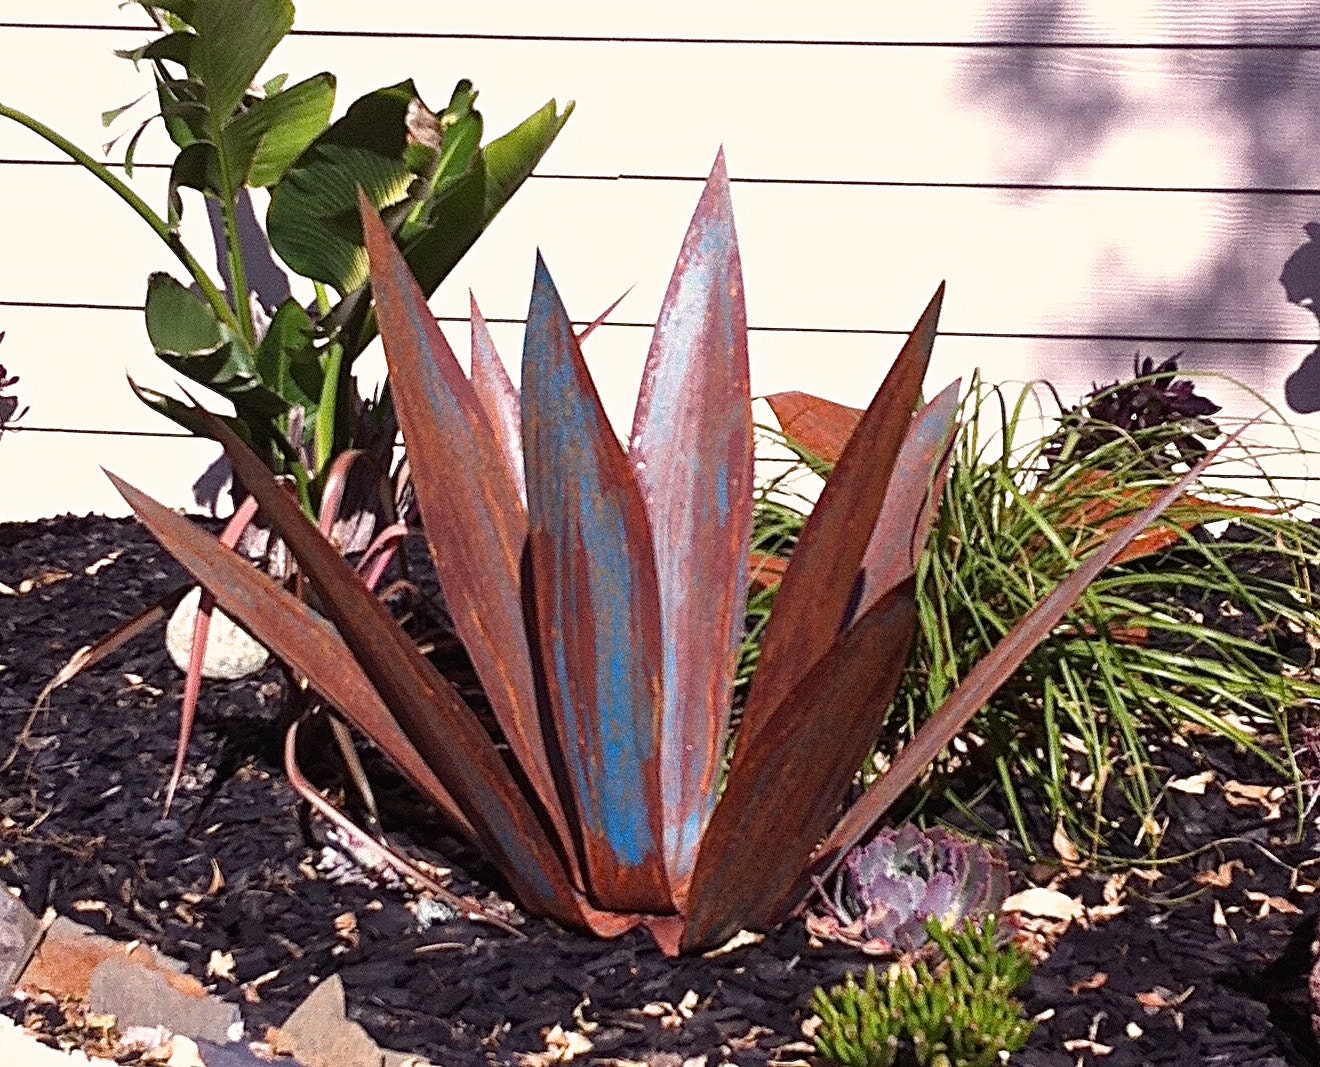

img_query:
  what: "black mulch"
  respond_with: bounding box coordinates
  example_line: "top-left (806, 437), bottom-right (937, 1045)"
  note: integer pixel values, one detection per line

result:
top-left (1, 514), bottom-right (1318, 1066)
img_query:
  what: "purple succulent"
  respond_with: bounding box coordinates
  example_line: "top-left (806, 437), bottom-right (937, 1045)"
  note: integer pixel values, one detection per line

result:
top-left (1045, 353), bottom-right (1221, 473)
top-left (812, 824), bottom-right (1009, 955)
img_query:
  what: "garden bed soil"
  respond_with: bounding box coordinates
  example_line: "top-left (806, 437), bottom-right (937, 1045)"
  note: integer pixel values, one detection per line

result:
top-left (0, 514), bottom-right (1318, 1066)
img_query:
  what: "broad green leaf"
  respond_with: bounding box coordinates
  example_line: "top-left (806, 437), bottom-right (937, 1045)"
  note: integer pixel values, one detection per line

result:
top-left (144, 272), bottom-right (224, 356)
top-left (187, 0), bottom-right (292, 126)
top-left (226, 72), bottom-right (335, 188)
top-left (483, 98), bottom-right (574, 218)
top-left (267, 80), bottom-right (422, 293)
top-left (143, 273), bottom-right (283, 417)
top-left (254, 297), bottom-right (323, 411)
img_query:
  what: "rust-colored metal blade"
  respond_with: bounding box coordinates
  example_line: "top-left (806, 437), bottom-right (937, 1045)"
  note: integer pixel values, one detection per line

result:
top-left (165, 492), bottom-right (262, 815)
top-left (680, 579), bottom-right (917, 953)
top-left (522, 251), bottom-right (672, 915)
top-left (470, 292), bottom-right (526, 503)
top-left (809, 426), bottom-right (1250, 885)
top-left (106, 472), bottom-right (478, 843)
top-left (739, 287), bottom-right (943, 749)
top-left (628, 150), bottom-right (751, 900)
top-left (133, 403), bottom-right (585, 928)
top-left (764, 390), bottom-right (862, 465)
top-left (851, 379), bottom-right (961, 620)
top-left (362, 198), bottom-right (578, 876)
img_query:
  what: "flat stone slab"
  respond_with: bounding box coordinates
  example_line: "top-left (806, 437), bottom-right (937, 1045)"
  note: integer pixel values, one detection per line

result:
top-left (269, 974), bottom-right (429, 1067)
top-left (0, 891), bottom-right (42, 993)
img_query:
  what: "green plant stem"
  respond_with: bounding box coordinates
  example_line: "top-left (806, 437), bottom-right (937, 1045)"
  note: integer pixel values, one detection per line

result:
top-left (312, 281), bottom-right (342, 475)
top-left (0, 102), bottom-right (242, 339)
top-left (218, 190), bottom-right (256, 343)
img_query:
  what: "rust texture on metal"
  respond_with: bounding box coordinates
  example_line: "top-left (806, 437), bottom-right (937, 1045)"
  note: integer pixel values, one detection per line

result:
top-left (522, 252), bottom-right (672, 915)
top-left (628, 150), bottom-right (752, 900)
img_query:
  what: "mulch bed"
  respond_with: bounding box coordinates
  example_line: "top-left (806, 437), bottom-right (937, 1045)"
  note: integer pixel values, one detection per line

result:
top-left (0, 514), bottom-right (1318, 1066)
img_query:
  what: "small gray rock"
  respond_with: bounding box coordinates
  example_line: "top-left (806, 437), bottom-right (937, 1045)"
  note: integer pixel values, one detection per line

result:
top-left (88, 956), bottom-right (242, 1045)
top-left (0, 890), bottom-right (42, 993)
top-left (165, 585), bottom-right (269, 680)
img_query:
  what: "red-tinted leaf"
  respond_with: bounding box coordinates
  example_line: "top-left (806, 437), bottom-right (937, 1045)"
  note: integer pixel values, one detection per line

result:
top-left (852, 380), bottom-right (961, 619)
top-left (628, 150), bottom-right (751, 899)
top-left (747, 551), bottom-right (788, 591)
top-left (522, 252), bottom-right (672, 914)
top-left (106, 473), bottom-right (478, 843)
top-left (740, 287), bottom-right (943, 749)
top-left (138, 405), bottom-right (585, 927)
top-left (470, 293), bottom-right (525, 503)
top-left (362, 198), bottom-right (578, 877)
top-left (811, 428), bottom-right (1249, 883)
top-left (765, 390), bottom-right (862, 465)
top-left (681, 579), bottom-right (917, 952)
top-left (1043, 468), bottom-right (1273, 566)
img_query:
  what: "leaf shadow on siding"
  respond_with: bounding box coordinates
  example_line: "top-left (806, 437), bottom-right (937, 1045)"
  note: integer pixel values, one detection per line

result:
top-left (960, 2), bottom-right (1320, 414)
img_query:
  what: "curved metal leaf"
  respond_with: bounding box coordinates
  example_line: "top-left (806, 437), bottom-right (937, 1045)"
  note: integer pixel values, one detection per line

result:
top-left (628, 150), bottom-right (751, 898)
top-left (105, 473), bottom-right (477, 842)
top-left (469, 294), bottom-right (525, 502)
top-left (522, 254), bottom-right (672, 914)
top-left (811, 426), bottom-right (1249, 885)
top-left (156, 404), bottom-right (586, 927)
top-left (739, 287), bottom-right (943, 748)
top-left (361, 196), bottom-right (577, 875)
top-left (681, 579), bottom-right (917, 953)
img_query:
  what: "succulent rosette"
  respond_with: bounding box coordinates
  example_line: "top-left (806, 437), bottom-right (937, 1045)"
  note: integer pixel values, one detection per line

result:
top-left (810, 824), bottom-right (1010, 955)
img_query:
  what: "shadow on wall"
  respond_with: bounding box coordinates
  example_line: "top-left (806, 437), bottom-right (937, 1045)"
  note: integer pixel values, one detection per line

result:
top-left (1280, 223), bottom-right (1320, 413)
top-left (962, 1), bottom-right (1320, 409)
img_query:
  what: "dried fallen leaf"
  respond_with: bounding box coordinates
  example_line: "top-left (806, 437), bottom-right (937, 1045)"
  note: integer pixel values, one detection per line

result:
top-left (1053, 818), bottom-right (1083, 867)
top-left (1167, 770), bottom-right (1214, 794)
top-left (1223, 780), bottom-right (1285, 819)
top-left (1244, 891), bottom-right (1302, 918)
top-left (1063, 1038), bottom-right (1114, 1055)
top-left (702, 928), bottom-right (763, 957)
top-left (1136, 985), bottom-right (1194, 1012)
top-left (1193, 860), bottom-right (1244, 889)
top-left (206, 949), bottom-right (236, 982)
top-left (1068, 972), bottom-right (1108, 993)
top-left (1002, 887), bottom-right (1085, 921)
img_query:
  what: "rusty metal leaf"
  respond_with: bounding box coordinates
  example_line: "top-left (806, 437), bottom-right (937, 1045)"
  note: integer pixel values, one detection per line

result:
top-left (522, 251), bottom-right (672, 914)
top-left (681, 579), bottom-right (917, 953)
top-left (852, 380), bottom-right (961, 619)
top-left (105, 473), bottom-right (478, 842)
top-left (764, 390), bottom-right (862, 465)
top-left (811, 427), bottom-right (1249, 884)
top-left (628, 149), bottom-right (751, 899)
top-left (140, 402), bottom-right (585, 927)
top-left (740, 287), bottom-right (943, 749)
top-left (470, 292), bottom-right (525, 503)
top-left (362, 198), bottom-right (578, 875)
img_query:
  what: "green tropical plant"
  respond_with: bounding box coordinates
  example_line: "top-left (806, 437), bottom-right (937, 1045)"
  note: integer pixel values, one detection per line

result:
top-left (757, 367), bottom-right (1320, 860)
top-left (810, 825), bottom-right (1008, 955)
top-left (105, 155), bottom-right (1235, 954)
top-left (0, 0), bottom-right (570, 511)
top-left (812, 917), bottom-right (1034, 1067)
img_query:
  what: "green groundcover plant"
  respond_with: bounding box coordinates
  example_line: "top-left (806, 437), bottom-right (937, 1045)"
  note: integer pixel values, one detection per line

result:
top-left (751, 363), bottom-right (1320, 860)
top-left (0, 0), bottom-right (570, 513)
top-left (812, 917), bottom-right (1034, 1067)
top-left (104, 153), bottom-right (1240, 954)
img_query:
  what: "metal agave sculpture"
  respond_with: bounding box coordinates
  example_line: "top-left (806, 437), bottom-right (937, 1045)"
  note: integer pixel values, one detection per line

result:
top-left (108, 152), bottom-right (1232, 956)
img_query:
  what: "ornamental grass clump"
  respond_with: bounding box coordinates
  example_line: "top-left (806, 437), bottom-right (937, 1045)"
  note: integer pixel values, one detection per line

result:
top-left (756, 368), bottom-right (1320, 860)
top-left (812, 917), bottom-right (1034, 1067)
top-left (107, 153), bottom-right (1236, 955)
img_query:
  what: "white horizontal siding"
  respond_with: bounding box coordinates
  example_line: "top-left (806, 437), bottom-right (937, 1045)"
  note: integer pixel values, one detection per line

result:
top-left (0, 0), bottom-right (1318, 520)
